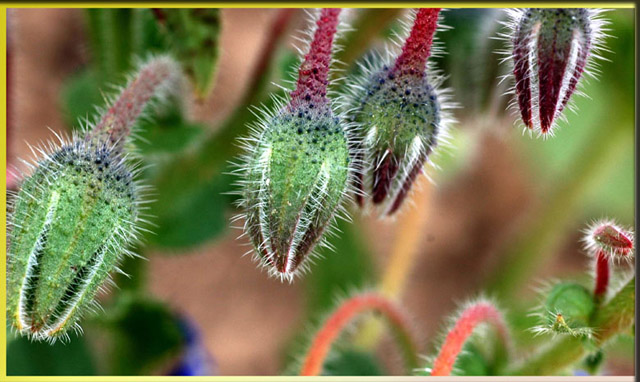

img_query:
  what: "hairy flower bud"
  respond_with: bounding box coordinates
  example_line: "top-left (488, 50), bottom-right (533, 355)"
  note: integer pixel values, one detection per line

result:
top-left (505, 8), bottom-right (607, 136)
top-left (531, 282), bottom-right (595, 338)
top-left (343, 9), bottom-right (452, 216)
top-left (236, 9), bottom-right (350, 281)
top-left (583, 220), bottom-right (634, 260)
top-left (7, 55), bottom-right (181, 341)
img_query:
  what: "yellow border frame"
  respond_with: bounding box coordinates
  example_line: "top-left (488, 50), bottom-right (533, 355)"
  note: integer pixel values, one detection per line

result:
top-left (1, 3), bottom-right (635, 382)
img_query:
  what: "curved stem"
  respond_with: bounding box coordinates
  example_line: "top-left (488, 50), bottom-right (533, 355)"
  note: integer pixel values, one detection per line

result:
top-left (431, 301), bottom-right (509, 376)
top-left (300, 293), bottom-right (419, 376)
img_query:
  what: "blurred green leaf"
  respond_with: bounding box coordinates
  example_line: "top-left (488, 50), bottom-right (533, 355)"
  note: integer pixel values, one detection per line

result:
top-left (451, 341), bottom-right (492, 376)
top-left (7, 332), bottom-right (96, 376)
top-left (157, 8), bottom-right (221, 99)
top-left (135, 105), bottom-right (206, 155)
top-left (102, 293), bottom-right (185, 375)
top-left (322, 347), bottom-right (385, 376)
top-left (149, 171), bottom-right (232, 250)
top-left (61, 69), bottom-right (105, 130)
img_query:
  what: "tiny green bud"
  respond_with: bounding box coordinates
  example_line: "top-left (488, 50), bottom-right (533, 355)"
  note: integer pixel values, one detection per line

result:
top-left (531, 282), bottom-right (595, 338)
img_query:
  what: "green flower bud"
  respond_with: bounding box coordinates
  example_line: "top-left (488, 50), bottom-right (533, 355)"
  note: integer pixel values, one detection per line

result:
top-left (236, 9), bottom-right (351, 281)
top-left (7, 140), bottom-right (137, 341)
top-left (7, 55), bottom-right (181, 341)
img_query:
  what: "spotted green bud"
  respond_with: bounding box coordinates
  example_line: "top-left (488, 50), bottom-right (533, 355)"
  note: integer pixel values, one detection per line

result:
top-left (236, 9), bottom-right (350, 281)
top-left (344, 9), bottom-right (452, 216)
top-left (7, 55), bottom-right (181, 341)
top-left (7, 140), bottom-right (137, 341)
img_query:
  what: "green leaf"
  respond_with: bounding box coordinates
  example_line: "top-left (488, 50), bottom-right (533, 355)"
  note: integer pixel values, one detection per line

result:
top-left (134, 105), bottom-right (206, 155)
top-left (322, 347), bottom-right (385, 376)
top-left (157, 8), bottom-right (221, 99)
top-left (103, 293), bottom-right (185, 375)
top-left (451, 341), bottom-right (491, 376)
top-left (7, 331), bottom-right (96, 375)
top-left (61, 69), bottom-right (105, 130)
top-left (148, 171), bottom-right (233, 250)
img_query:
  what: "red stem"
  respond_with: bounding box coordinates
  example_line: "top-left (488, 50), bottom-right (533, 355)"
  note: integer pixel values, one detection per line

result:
top-left (300, 293), bottom-right (418, 376)
top-left (393, 8), bottom-right (441, 76)
top-left (594, 250), bottom-right (610, 301)
top-left (86, 57), bottom-right (177, 154)
top-left (431, 302), bottom-right (508, 376)
top-left (289, 8), bottom-right (341, 109)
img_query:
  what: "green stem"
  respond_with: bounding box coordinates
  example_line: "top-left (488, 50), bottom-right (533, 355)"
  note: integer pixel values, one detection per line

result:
top-left (510, 277), bottom-right (635, 375)
top-left (485, 121), bottom-right (631, 300)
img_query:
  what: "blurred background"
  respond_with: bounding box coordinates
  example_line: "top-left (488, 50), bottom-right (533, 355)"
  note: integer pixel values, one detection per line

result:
top-left (6, 8), bottom-right (634, 376)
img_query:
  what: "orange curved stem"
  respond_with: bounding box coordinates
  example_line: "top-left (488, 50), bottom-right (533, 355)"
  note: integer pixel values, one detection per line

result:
top-left (300, 293), bottom-right (419, 376)
top-left (431, 302), bottom-right (508, 376)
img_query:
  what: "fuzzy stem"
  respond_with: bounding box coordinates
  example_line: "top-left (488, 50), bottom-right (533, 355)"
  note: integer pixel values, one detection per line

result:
top-left (593, 250), bottom-right (609, 302)
top-left (431, 302), bottom-right (509, 376)
top-left (393, 8), bottom-right (441, 75)
top-left (511, 276), bottom-right (635, 375)
top-left (85, 56), bottom-right (179, 154)
top-left (289, 8), bottom-right (341, 109)
top-left (299, 293), bottom-right (419, 376)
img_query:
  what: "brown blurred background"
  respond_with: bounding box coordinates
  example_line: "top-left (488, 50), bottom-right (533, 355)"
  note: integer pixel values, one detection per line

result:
top-left (8, 8), bottom-right (633, 376)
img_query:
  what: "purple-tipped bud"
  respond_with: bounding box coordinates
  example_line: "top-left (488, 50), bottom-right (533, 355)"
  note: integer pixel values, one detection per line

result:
top-left (508, 9), bottom-right (607, 136)
top-left (344, 9), bottom-right (451, 216)
top-left (583, 220), bottom-right (634, 260)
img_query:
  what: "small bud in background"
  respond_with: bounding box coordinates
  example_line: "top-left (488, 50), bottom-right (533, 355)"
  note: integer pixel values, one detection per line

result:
top-left (584, 220), bottom-right (634, 260)
top-left (531, 282), bottom-right (595, 338)
top-left (504, 8), bottom-right (608, 137)
top-left (582, 220), bottom-right (634, 302)
top-left (343, 8), bottom-right (454, 216)
top-left (6, 55), bottom-right (182, 341)
top-left (236, 9), bottom-right (351, 281)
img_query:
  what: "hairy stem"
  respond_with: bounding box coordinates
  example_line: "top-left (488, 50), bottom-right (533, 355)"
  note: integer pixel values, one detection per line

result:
top-left (300, 293), bottom-right (419, 376)
top-left (289, 8), bottom-right (341, 109)
top-left (431, 302), bottom-right (509, 376)
top-left (393, 8), bottom-right (440, 74)
top-left (85, 56), bottom-right (179, 154)
top-left (511, 277), bottom-right (635, 375)
top-left (593, 250), bottom-right (609, 302)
